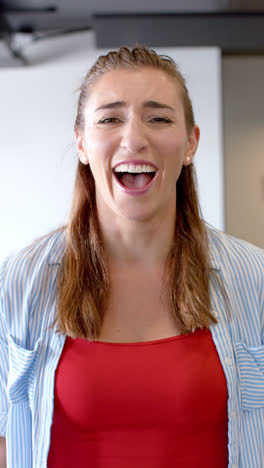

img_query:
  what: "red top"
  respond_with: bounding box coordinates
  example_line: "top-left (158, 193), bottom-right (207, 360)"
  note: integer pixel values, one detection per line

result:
top-left (48, 328), bottom-right (228, 468)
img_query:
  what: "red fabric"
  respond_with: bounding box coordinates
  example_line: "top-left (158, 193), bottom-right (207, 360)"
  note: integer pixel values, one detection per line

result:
top-left (48, 328), bottom-right (228, 468)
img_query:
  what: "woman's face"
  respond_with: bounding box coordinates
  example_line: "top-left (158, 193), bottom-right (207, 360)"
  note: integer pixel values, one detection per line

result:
top-left (76, 67), bottom-right (199, 224)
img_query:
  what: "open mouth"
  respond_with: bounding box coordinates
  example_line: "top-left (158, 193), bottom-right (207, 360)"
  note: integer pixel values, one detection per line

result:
top-left (115, 171), bottom-right (156, 189)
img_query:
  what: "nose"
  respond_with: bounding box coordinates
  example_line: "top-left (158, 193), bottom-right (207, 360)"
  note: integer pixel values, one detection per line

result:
top-left (120, 117), bottom-right (148, 154)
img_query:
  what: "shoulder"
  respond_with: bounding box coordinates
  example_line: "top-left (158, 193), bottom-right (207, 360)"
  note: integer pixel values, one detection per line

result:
top-left (206, 224), bottom-right (264, 285)
top-left (207, 224), bottom-right (264, 264)
top-left (0, 228), bottom-right (66, 300)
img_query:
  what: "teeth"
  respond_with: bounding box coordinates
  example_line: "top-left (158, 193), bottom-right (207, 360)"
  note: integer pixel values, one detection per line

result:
top-left (114, 163), bottom-right (156, 173)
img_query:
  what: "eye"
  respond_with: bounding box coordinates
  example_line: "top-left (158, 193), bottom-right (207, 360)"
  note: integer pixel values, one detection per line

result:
top-left (149, 117), bottom-right (173, 124)
top-left (97, 117), bottom-right (121, 124)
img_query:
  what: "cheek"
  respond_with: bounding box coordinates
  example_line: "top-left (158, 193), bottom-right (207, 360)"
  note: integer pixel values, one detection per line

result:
top-left (85, 134), bottom-right (115, 186)
top-left (158, 134), bottom-right (187, 183)
top-left (168, 140), bottom-right (185, 155)
top-left (162, 138), bottom-right (186, 168)
top-left (86, 131), bottom-right (116, 161)
top-left (156, 128), bottom-right (186, 153)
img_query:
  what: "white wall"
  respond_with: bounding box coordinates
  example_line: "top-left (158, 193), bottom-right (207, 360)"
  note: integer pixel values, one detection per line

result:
top-left (0, 31), bottom-right (223, 259)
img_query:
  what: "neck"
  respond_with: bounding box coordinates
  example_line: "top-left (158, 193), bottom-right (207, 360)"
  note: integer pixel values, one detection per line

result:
top-left (97, 205), bottom-right (176, 271)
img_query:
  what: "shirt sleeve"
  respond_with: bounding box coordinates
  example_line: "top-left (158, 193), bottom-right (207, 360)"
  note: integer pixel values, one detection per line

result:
top-left (0, 258), bottom-right (10, 436)
top-left (260, 256), bottom-right (264, 344)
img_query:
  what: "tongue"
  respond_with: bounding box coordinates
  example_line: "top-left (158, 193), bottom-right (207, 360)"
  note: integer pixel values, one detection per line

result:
top-left (120, 173), bottom-right (153, 189)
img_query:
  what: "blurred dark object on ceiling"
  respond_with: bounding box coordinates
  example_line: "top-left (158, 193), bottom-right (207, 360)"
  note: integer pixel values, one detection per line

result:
top-left (1, 0), bottom-right (264, 66)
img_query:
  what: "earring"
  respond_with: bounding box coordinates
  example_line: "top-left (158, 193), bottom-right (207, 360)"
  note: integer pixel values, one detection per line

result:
top-left (186, 156), bottom-right (190, 162)
top-left (79, 153), bottom-right (89, 165)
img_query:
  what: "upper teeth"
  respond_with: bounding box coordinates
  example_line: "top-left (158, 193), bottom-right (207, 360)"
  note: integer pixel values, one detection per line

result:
top-left (114, 163), bottom-right (156, 173)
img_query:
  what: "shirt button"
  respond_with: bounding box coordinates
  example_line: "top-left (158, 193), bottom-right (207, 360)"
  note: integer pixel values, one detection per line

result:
top-left (230, 411), bottom-right (236, 417)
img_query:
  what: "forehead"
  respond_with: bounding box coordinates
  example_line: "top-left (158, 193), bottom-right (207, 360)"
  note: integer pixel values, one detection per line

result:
top-left (87, 67), bottom-right (182, 109)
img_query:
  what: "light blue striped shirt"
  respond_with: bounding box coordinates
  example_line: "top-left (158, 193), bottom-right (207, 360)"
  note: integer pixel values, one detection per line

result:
top-left (0, 226), bottom-right (263, 468)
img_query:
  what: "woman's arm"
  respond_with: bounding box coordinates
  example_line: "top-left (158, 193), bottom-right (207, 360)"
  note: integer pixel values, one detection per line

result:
top-left (0, 258), bottom-right (9, 468)
top-left (0, 437), bottom-right (6, 468)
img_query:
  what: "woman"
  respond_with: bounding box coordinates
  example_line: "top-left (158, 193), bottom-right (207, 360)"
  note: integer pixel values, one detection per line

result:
top-left (0, 46), bottom-right (263, 468)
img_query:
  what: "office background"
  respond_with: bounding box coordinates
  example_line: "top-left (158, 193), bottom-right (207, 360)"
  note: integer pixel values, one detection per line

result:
top-left (0, 2), bottom-right (263, 258)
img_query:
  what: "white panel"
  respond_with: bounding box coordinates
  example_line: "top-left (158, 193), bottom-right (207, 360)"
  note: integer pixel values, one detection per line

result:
top-left (0, 31), bottom-right (223, 259)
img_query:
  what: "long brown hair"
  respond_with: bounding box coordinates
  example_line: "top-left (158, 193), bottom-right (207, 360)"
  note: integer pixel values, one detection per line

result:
top-left (55, 46), bottom-right (219, 339)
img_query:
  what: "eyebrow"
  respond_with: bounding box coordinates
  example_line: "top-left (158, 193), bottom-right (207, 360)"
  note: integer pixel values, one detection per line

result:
top-left (95, 100), bottom-right (175, 112)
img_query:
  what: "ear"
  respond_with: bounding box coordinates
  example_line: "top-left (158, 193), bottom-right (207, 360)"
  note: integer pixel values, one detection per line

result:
top-left (183, 125), bottom-right (200, 166)
top-left (75, 129), bottom-right (89, 165)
